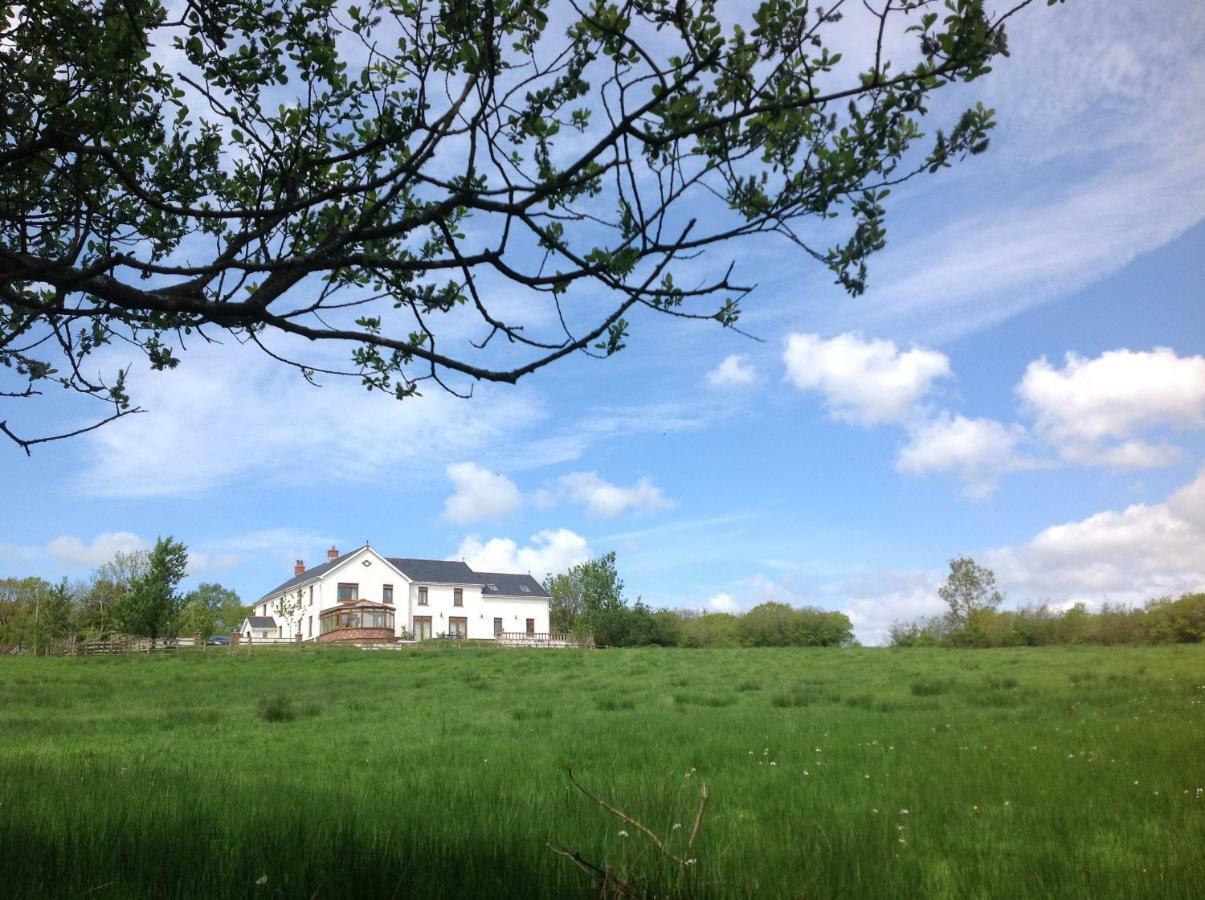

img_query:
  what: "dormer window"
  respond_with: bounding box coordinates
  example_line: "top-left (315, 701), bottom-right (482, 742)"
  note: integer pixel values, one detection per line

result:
top-left (519, 585), bottom-right (531, 593)
top-left (486, 583), bottom-right (498, 592)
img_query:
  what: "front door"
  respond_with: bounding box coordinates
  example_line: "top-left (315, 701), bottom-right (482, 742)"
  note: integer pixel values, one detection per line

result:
top-left (413, 616), bottom-right (432, 641)
top-left (449, 617), bottom-right (468, 639)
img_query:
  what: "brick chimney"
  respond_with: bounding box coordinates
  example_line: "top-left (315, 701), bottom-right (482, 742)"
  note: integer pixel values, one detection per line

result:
top-left (327, 545), bottom-right (339, 561)
top-left (294, 560), bottom-right (305, 576)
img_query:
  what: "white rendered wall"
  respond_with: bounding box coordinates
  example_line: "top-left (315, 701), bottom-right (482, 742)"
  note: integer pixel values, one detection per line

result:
top-left (256, 546), bottom-right (550, 642)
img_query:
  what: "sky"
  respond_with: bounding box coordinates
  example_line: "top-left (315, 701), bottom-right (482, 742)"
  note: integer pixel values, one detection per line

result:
top-left (3, 1), bottom-right (1204, 644)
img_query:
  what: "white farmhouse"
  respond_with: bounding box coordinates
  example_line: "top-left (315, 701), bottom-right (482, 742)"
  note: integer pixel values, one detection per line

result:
top-left (251, 544), bottom-right (550, 644)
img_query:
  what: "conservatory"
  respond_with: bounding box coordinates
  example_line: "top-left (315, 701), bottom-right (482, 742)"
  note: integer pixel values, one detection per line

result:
top-left (316, 600), bottom-right (396, 644)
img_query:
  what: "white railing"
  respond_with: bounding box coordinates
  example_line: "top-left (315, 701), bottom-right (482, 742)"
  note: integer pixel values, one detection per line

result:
top-left (496, 631), bottom-right (593, 649)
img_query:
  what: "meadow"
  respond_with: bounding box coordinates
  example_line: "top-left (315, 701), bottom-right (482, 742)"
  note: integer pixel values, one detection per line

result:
top-left (0, 645), bottom-right (1202, 899)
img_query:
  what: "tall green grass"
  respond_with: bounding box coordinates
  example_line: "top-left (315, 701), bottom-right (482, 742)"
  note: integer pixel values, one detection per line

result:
top-left (0, 645), bottom-right (1202, 898)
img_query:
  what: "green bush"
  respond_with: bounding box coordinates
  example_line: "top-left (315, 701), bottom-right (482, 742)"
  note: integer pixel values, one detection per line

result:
top-left (256, 694), bottom-right (295, 723)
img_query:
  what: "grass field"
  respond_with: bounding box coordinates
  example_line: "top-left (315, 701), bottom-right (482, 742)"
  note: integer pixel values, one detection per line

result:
top-left (1, 645), bottom-right (1202, 899)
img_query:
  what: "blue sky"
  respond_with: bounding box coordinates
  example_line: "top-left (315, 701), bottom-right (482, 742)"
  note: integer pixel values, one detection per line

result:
top-left (3, 1), bottom-right (1204, 643)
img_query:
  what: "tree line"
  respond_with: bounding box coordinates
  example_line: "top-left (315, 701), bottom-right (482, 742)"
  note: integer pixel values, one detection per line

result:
top-left (0, 537), bottom-right (247, 653)
top-left (544, 553), bottom-right (855, 648)
top-left (890, 557), bottom-right (1205, 648)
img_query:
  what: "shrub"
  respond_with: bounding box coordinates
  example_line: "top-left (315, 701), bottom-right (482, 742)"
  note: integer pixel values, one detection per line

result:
top-left (770, 684), bottom-right (813, 708)
top-left (984, 674), bottom-right (1019, 690)
top-left (511, 707), bottom-right (554, 721)
top-left (595, 696), bottom-right (635, 711)
top-left (673, 692), bottom-right (736, 707)
top-left (256, 694), bottom-right (295, 723)
top-left (911, 677), bottom-right (954, 696)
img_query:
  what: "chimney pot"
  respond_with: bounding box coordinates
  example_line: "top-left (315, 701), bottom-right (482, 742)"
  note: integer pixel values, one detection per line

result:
top-left (327, 546), bottom-right (339, 560)
top-left (294, 560), bottom-right (305, 576)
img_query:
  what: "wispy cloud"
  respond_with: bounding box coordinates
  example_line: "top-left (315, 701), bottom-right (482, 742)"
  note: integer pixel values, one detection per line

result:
top-left (781, 2), bottom-right (1205, 343)
top-left (75, 341), bottom-right (546, 498)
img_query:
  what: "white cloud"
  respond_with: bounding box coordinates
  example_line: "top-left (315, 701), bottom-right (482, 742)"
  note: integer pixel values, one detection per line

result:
top-left (553, 472), bottom-right (673, 518)
top-left (1017, 348), bottom-right (1205, 467)
top-left (783, 332), bottom-right (951, 426)
top-left (46, 532), bottom-right (148, 568)
top-left (453, 528), bottom-right (592, 580)
top-left (984, 469), bottom-right (1205, 608)
top-left (896, 413), bottom-right (1029, 499)
top-left (707, 592), bottom-right (737, 612)
top-left (185, 550), bottom-right (243, 575)
top-left (706, 354), bottom-right (758, 387)
top-left (77, 341), bottom-right (544, 498)
top-left (441, 462), bottom-right (523, 524)
top-left (835, 469), bottom-right (1205, 644)
top-left (835, 569), bottom-right (946, 647)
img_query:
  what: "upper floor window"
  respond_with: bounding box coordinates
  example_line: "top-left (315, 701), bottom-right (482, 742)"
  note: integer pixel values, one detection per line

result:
top-left (418, 586), bottom-right (428, 606)
top-left (337, 583), bottom-right (359, 603)
top-left (453, 588), bottom-right (463, 607)
top-left (486, 583), bottom-right (498, 592)
top-left (308, 586), bottom-right (314, 606)
top-left (383, 584), bottom-right (394, 604)
top-left (519, 585), bottom-right (531, 593)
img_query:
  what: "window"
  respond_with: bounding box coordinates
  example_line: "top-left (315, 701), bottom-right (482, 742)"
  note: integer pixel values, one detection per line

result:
top-left (383, 584), bottom-right (393, 604)
top-left (372, 611), bottom-right (388, 628)
top-left (337, 583), bottom-right (358, 603)
top-left (260, 604), bottom-right (267, 616)
top-left (417, 586), bottom-right (428, 605)
top-left (519, 585), bottom-right (531, 593)
top-left (453, 588), bottom-right (463, 607)
top-left (493, 617), bottom-right (503, 636)
top-left (526, 618), bottom-right (535, 636)
top-left (485, 583), bottom-right (498, 592)
top-left (307, 616), bottom-right (312, 637)
top-left (449, 617), bottom-right (468, 639)
top-left (308, 586), bottom-right (313, 606)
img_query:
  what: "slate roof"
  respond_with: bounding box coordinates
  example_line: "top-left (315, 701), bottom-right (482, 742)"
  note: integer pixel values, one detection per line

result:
top-left (245, 616), bottom-right (277, 628)
top-left (477, 572), bottom-right (549, 598)
top-left (386, 558), bottom-right (480, 585)
top-left (259, 547), bottom-right (548, 600)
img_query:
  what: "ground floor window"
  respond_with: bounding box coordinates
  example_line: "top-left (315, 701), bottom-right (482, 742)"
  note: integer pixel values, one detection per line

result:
top-left (449, 616), bottom-right (468, 639)
top-left (526, 618), bottom-right (535, 635)
top-left (493, 617), bottom-right (503, 635)
top-left (307, 616), bottom-right (312, 637)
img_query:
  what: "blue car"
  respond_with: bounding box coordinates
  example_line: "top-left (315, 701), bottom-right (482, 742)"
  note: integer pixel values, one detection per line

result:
top-left (205, 635), bottom-right (231, 646)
